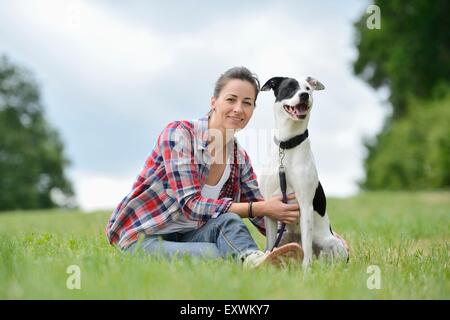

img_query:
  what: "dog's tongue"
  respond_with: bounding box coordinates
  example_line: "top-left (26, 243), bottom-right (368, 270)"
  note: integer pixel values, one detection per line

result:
top-left (294, 103), bottom-right (308, 116)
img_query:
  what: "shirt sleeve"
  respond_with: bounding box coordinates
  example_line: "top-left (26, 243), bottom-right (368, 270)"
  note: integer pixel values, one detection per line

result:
top-left (160, 122), bottom-right (233, 221)
top-left (239, 149), bottom-right (266, 235)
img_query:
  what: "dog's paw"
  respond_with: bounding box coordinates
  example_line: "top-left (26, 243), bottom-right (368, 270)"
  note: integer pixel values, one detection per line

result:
top-left (316, 236), bottom-right (349, 262)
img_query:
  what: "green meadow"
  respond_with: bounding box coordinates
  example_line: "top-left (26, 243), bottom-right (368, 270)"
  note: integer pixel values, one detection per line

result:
top-left (0, 191), bottom-right (449, 299)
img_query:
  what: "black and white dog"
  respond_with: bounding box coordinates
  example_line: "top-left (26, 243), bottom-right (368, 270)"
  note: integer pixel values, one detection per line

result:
top-left (259, 76), bottom-right (349, 268)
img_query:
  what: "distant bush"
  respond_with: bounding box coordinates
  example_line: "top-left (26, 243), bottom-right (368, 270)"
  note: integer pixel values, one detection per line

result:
top-left (362, 90), bottom-right (450, 190)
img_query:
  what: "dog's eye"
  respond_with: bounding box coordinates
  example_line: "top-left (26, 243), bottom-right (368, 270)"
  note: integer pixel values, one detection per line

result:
top-left (306, 86), bottom-right (310, 91)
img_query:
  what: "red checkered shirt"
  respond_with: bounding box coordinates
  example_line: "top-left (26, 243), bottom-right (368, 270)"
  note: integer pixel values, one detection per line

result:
top-left (106, 115), bottom-right (266, 249)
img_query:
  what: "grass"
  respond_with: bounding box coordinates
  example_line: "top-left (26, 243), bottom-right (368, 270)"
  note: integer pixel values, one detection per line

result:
top-left (0, 191), bottom-right (449, 299)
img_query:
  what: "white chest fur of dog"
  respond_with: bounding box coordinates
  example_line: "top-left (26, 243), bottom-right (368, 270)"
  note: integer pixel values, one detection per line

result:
top-left (259, 76), bottom-right (349, 268)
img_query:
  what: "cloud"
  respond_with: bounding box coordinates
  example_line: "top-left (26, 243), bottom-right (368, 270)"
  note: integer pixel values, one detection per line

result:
top-left (0, 0), bottom-right (386, 209)
top-left (70, 169), bottom-right (135, 212)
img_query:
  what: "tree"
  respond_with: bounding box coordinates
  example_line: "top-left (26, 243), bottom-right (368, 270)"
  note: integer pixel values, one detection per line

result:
top-left (0, 55), bottom-right (75, 211)
top-left (353, 0), bottom-right (450, 120)
top-left (353, 0), bottom-right (450, 190)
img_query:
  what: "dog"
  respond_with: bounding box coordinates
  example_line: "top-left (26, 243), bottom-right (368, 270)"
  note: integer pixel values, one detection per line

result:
top-left (259, 76), bottom-right (349, 268)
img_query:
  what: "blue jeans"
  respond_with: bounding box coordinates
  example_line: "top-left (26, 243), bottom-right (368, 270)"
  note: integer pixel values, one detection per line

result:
top-left (125, 212), bottom-right (260, 261)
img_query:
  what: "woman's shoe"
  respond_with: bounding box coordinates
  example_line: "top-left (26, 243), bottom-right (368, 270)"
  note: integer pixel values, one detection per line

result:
top-left (243, 242), bottom-right (304, 269)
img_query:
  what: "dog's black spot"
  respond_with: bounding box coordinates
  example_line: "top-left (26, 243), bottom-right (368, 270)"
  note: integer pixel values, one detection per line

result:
top-left (276, 78), bottom-right (300, 102)
top-left (313, 181), bottom-right (326, 217)
top-left (261, 77), bottom-right (301, 103)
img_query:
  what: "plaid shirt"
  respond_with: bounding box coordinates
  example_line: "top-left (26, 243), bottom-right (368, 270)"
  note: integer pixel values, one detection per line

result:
top-left (106, 115), bottom-right (266, 250)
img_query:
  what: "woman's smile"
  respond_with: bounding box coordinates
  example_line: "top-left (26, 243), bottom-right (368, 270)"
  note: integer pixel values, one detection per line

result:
top-left (227, 115), bottom-right (244, 122)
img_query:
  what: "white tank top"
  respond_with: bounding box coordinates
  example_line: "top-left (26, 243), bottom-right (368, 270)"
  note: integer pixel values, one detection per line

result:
top-left (200, 163), bottom-right (231, 199)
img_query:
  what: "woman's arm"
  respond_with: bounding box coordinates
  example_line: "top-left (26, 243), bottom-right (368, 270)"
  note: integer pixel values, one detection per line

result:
top-left (228, 202), bottom-right (261, 218)
top-left (229, 194), bottom-right (299, 224)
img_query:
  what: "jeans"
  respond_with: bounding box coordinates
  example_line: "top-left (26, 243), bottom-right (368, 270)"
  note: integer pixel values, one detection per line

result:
top-left (125, 212), bottom-right (260, 261)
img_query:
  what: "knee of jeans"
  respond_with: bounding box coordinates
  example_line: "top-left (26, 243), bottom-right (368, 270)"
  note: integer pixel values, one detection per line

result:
top-left (216, 212), bottom-right (244, 226)
top-left (130, 235), bottom-right (160, 252)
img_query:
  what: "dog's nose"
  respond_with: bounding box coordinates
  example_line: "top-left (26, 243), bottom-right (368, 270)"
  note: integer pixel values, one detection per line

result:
top-left (300, 92), bottom-right (309, 100)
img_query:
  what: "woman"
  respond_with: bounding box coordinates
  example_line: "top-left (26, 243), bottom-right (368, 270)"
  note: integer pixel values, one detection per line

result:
top-left (106, 66), bottom-right (305, 269)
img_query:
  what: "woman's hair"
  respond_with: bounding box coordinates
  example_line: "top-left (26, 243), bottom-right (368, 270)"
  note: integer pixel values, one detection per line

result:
top-left (213, 66), bottom-right (260, 104)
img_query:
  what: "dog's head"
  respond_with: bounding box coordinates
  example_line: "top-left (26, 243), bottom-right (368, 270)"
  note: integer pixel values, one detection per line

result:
top-left (261, 76), bottom-right (325, 121)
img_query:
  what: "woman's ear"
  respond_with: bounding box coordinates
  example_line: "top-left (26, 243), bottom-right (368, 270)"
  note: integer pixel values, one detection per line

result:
top-left (210, 96), bottom-right (216, 111)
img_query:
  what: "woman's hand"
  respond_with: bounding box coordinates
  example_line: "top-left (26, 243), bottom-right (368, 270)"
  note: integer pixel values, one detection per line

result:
top-left (263, 193), bottom-right (300, 224)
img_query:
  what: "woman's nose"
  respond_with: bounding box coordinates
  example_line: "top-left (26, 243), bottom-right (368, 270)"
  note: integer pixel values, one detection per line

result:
top-left (233, 101), bottom-right (245, 112)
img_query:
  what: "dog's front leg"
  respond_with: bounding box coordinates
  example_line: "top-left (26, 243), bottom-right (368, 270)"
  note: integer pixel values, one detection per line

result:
top-left (264, 216), bottom-right (278, 251)
top-left (300, 204), bottom-right (314, 268)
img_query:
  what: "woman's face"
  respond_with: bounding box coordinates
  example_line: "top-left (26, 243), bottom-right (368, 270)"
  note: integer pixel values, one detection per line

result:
top-left (210, 79), bottom-right (256, 132)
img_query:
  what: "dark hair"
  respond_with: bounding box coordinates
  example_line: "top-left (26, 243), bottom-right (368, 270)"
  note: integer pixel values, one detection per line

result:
top-left (213, 66), bottom-right (260, 104)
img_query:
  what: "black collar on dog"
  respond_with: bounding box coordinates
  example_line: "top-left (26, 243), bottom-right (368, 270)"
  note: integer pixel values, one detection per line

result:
top-left (274, 130), bottom-right (309, 149)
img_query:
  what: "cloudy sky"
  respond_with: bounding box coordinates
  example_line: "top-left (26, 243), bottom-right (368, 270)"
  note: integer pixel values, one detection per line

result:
top-left (0, 0), bottom-right (388, 211)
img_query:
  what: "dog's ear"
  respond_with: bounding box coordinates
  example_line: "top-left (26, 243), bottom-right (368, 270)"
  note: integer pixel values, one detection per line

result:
top-left (261, 77), bottom-right (286, 92)
top-left (306, 76), bottom-right (325, 91)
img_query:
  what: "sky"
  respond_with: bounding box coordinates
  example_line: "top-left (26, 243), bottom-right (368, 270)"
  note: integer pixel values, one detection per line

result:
top-left (0, 0), bottom-right (388, 211)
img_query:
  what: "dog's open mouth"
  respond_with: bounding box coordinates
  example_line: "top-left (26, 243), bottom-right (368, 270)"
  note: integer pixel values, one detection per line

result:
top-left (283, 103), bottom-right (309, 119)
